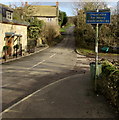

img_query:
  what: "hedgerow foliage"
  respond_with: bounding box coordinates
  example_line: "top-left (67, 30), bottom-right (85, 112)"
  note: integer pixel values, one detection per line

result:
top-left (27, 18), bottom-right (43, 40)
top-left (74, 2), bottom-right (119, 49)
top-left (59, 10), bottom-right (68, 27)
top-left (41, 23), bottom-right (60, 46)
top-left (97, 61), bottom-right (119, 110)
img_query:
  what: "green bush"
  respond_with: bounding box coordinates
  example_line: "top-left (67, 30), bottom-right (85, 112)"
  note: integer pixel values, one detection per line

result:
top-left (59, 11), bottom-right (68, 27)
top-left (97, 61), bottom-right (119, 110)
top-left (27, 18), bottom-right (43, 40)
top-left (3, 45), bottom-right (9, 51)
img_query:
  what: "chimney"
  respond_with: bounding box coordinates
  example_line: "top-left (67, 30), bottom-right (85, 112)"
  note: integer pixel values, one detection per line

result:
top-left (56, 2), bottom-right (59, 17)
top-left (25, 2), bottom-right (28, 6)
top-left (56, 2), bottom-right (59, 7)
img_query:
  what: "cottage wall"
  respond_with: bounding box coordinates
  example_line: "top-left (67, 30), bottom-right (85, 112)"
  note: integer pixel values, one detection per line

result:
top-left (0, 23), bottom-right (27, 58)
top-left (37, 17), bottom-right (58, 25)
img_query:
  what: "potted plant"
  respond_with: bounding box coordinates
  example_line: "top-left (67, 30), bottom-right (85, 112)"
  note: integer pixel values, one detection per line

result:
top-left (2, 45), bottom-right (9, 61)
top-left (13, 44), bottom-right (19, 58)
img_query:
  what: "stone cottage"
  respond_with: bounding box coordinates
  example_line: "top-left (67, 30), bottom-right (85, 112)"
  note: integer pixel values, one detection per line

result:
top-left (27, 2), bottom-right (59, 25)
top-left (0, 3), bottom-right (28, 59)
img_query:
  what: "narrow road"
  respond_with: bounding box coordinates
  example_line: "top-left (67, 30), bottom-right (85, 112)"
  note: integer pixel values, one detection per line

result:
top-left (1, 26), bottom-right (76, 111)
top-left (1, 26), bottom-right (118, 118)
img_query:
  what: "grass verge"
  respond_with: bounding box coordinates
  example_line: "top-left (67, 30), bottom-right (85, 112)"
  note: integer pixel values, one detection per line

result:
top-left (76, 47), bottom-right (119, 58)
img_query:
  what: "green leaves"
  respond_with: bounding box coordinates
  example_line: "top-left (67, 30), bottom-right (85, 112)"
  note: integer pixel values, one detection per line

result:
top-left (27, 18), bottom-right (43, 39)
top-left (75, 11), bottom-right (95, 49)
top-left (74, 2), bottom-right (118, 49)
top-left (3, 45), bottom-right (9, 51)
top-left (59, 11), bottom-right (68, 27)
top-left (98, 61), bottom-right (119, 109)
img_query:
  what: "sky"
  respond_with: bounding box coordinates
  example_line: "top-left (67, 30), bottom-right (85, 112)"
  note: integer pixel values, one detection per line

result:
top-left (0, 0), bottom-right (118, 16)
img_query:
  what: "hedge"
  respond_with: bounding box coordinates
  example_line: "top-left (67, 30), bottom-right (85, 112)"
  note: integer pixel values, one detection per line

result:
top-left (97, 60), bottom-right (119, 110)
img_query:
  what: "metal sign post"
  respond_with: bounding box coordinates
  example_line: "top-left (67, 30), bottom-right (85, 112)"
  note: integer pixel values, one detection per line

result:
top-left (86, 9), bottom-right (110, 91)
top-left (95, 9), bottom-right (99, 91)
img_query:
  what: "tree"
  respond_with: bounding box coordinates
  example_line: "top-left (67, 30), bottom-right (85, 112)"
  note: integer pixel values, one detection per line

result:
top-left (74, 8), bottom-right (95, 49)
top-left (27, 18), bottom-right (44, 50)
top-left (59, 11), bottom-right (68, 27)
top-left (27, 18), bottom-right (43, 40)
top-left (74, 1), bottom-right (118, 49)
top-left (11, 2), bottom-right (33, 22)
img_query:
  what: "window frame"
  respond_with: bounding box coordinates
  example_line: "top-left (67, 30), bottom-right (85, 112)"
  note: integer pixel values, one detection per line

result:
top-left (6, 11), bottom-right (13, 20)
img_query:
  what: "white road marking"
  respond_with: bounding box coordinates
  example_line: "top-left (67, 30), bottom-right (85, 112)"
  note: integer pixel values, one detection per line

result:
top-left (49, 54), bottom-right (56, 58)
top-left (30, 60), bottom-right (46, 69)
top-left (0, 84), bottom-right (10, 88)
top-left (1, 74), bottom-right (78, 115)
top-left (29, 53), bottom-right (56, 69)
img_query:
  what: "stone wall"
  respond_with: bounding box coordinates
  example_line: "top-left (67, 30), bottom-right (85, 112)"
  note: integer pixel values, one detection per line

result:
top-left (0, 23), bottom-right (27, 58)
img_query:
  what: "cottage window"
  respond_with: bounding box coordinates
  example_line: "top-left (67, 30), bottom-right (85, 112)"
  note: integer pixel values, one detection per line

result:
top-left (6, 11), bottom-right (13, 20)
top-left (47, 18), bottom-right (52, 22)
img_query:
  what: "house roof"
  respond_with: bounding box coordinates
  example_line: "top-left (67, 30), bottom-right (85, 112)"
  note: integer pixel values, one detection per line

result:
top-left (28, 5), bottom-right (57, 17)
top-left (0, 3), bottom-right (13, 12)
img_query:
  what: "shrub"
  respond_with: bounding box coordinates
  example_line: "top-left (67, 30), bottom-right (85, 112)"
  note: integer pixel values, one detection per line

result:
top-left (59, 11), bottom-right (68, 27)
top-left (3, 46), bottom-right (9, 51)
top-left (41, 23), bottom-right (60, 46)
top-left (97, 60), bottom-right (119, 110)
top-left (27, 18), bottom-right (43, 40)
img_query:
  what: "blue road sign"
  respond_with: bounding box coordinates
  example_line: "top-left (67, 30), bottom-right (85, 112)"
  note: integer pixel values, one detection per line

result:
top-left (86, 12), bottom-right (110, 24)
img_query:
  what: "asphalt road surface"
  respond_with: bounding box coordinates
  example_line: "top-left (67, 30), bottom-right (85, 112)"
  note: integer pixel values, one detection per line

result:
top-left (1, 26), bottom-right (119, 119)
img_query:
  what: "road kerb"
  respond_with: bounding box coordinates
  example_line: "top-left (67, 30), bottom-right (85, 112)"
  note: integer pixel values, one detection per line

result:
top-left (1, 46), bottom-right (49, 64)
